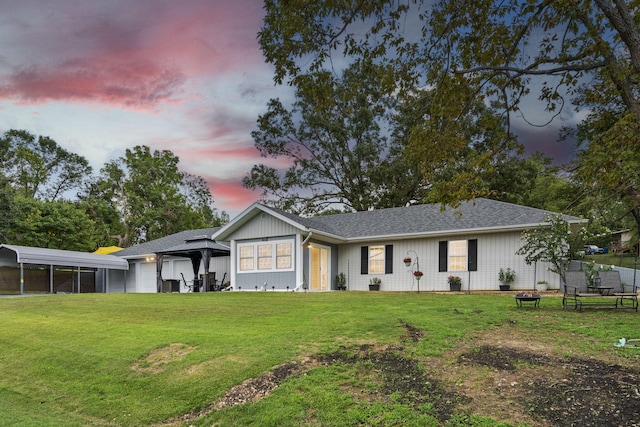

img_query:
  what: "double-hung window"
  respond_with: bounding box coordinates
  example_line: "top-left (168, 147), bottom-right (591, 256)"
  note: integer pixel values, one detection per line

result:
top-left (439, 239), bottom-right (478, 272)
top-left (238, 240), bottom-right (294, 273)
top-left (361, 245), bottom-right (393, 274)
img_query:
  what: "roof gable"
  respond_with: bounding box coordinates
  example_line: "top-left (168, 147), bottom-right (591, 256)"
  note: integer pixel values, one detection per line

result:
top-left (216, 199), bottom-right (584, 243)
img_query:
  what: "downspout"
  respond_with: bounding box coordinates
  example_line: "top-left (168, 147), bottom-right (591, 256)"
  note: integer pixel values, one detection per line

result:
top-left (302, 231), bottom-right (313, 246)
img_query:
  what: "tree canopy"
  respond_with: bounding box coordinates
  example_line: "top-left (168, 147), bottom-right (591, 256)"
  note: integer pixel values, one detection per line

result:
top-left (259, 0), bottom-right (640, 243)
top-left (0, 130), bottom-right (226, 250)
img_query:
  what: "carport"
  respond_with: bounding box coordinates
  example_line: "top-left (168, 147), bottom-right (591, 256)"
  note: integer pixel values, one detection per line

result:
top-left (0, 244), bottom-right (129, 295)
top-left (155, 235), bottom-right (230, 292)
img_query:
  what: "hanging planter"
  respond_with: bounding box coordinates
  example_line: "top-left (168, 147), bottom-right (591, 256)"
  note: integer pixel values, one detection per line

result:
top-left (413, 270), bottom-right (423, 281)
top-left (403, 257), bottom-right (412, 267)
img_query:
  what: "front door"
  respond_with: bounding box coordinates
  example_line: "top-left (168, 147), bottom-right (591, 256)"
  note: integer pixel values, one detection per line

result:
top-left (310, 245), bottom-right (330, 291)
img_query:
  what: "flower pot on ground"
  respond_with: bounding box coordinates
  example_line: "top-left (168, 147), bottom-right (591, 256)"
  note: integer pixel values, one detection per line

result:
top-left (369, 277), bottom-right (381, 291)
top-left (335, 272), bottom-right (347, 290)
top-left (536, 280), bottom-right (548, 291)
top-left (499, 268), bottom-right (516, 291)
top-left (448, 275), bottom-right (462, 291)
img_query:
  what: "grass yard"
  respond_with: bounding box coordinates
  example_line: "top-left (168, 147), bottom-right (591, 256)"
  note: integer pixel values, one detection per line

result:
top-left (1, 291), bottom-right (639, 426)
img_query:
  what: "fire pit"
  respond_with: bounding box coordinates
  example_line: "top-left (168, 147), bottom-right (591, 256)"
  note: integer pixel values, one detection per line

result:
top-left (514, 291), bottom-right (541, 308)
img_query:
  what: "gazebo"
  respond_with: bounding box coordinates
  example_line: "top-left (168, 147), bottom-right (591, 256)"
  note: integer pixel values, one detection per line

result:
top-left (155, 235), bottom-right (230, 292)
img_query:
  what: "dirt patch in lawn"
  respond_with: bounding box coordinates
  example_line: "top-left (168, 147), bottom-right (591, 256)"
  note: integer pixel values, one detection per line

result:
top-left (159, 322), bottom-right (640, 426)
top-left (131, 343), bottom-right (197, 374)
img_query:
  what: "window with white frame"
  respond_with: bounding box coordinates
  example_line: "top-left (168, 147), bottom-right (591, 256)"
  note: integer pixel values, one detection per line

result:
top-left (448, 240), bottom-right (467, 271)
top-left (237, 240), bottom-right (294, 273)
top-left (369, 245), bottom-right (385, 274)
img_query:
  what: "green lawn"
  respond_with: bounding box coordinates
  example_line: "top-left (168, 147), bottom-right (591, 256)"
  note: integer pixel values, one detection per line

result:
top-left (0, 292), bottom-right (638, 426)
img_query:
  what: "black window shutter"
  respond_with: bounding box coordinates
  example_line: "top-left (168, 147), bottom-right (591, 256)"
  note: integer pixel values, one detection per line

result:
top-left (385, 245), bottom-right (393, 274)
top-left (438, 241), bottom-right (448, 272)
top-left (468, 239), bottom-right (478, 271)
top-left (361, 246), bottom-right (368, 274)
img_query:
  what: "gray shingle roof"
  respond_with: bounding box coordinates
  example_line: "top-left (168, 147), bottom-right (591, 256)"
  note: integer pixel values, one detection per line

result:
top-left (116, 227), bottom-right (220, 258)
top-left (272, 198), bottom-right (584, 240)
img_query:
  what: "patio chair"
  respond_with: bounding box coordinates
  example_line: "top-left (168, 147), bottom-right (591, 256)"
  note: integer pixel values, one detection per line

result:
top-left (562, 271), bottom-right (597, 308)
top-left (600, 270), bottom-right (639, 311)
top-left (597, 271), bottom-right (624, 293)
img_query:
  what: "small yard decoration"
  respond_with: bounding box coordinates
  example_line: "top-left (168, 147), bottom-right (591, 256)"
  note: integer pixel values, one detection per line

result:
top-left (403, 257), bottom-right (412, 267)
top-left (335, 272), bottom-right (347, 290)
top-left (448, 275), bottom-right (462, 291)
top-left (499, 268), bottom-right (516, 291)
top-left (413, 270), bottom-right (423, 281)
top-left (369, 277), bottom-right (381, 291)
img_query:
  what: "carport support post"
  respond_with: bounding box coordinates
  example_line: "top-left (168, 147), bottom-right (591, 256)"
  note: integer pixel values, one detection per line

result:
top-left (19, 262), bottom-right (24, 295)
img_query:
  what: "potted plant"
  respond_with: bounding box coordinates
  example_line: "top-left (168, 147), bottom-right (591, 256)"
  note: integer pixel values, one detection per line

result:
top-left (448, 275), bottom-right (462, 291)
top-left (335, 272), bottom-right (347, 290)
top-left (536, 280), bottom-right (548, 291)
top-left (403, 257), bottom-right (412, 267)
top-left (499, 268), bottom-right (516, 291)
top-left (369, 277), bottom-right (381, 291)
top-left (413, 270), bottom-right (423, 281)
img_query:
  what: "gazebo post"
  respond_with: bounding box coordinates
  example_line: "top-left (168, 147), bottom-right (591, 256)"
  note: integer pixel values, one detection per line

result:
top-left (156, 254), bottom-right (164, 293)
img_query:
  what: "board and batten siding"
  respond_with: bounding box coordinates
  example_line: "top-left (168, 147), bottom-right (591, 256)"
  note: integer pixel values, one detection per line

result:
top-left (336, 231), bottom-right (560, 291)
top-left (225, 212), bottom-right (302, 241)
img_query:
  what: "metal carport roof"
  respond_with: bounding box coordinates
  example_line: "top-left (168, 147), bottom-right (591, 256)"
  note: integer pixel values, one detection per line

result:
top-left (0, 244), bottom-right (129, 270)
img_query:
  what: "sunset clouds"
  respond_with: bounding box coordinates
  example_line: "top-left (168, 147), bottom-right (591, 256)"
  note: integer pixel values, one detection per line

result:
top-left (0, 0), bottom-right (284, 215)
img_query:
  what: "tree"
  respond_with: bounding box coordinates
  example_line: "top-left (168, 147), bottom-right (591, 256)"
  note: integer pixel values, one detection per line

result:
top-left (0, 130), bottom-right (92, 201)
top-left (260, 0), bottom-right (639, 236)
top-left (244, 62), bottom-right (416, 214)
top-left (8, 198), bottom-right (98, 251)
top-left (516, 214), bottom-right (587, 283)
top-left (0, 174), bottom-right (15, 243)
top-left (82, 146), bottom-right (224, 246)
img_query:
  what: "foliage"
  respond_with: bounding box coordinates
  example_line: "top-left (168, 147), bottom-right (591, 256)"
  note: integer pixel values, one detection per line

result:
top-left (244, 61), bottom-right (416, 214)
top-left (498, 268), bottom-right (516, 285)
top-left (369, 277), bottom-right (382, 286)
top-left (82, 145), bottom-right (224, 246)
top-left (7, 198), bottom-right (98, 251)
top-left (258, 0), bottom-right (639, 240)
top-left (447, 276), bottom-right (461, 286)
top-left (0, 129), bottom-right (92, 201)
top-left (335, 272), bottom-right (347, 290)
top-left (584, 261), bottom-right (615, 287)
top-left (516, 214), bottom-right (587, 282)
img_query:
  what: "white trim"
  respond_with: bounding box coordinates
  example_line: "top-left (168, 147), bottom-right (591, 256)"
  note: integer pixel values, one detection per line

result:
top-left (308, 243), bottom-right (331, 291)
top-left (236, 239), bottom-right (295, 274)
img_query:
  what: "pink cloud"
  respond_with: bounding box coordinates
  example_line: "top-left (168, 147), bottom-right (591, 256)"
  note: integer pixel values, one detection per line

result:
top-left (0, 0), bottom-right (267, 107)
top-left (207, 176), bottom-right (260, 213)
top-left (0, 59), bottom-right (185, 107)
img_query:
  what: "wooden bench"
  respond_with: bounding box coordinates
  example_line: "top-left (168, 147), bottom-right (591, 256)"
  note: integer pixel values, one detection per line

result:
top-left (562, 271), bottom-right (638, 312)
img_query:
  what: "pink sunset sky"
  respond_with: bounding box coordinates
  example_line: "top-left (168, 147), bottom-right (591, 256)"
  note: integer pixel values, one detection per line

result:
top-left (0, 0), bottom-right (294, 216)
top-left (0, 1), bottom-right (578, 217)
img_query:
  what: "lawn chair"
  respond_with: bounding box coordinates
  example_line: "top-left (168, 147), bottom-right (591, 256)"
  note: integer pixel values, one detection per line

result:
top-left (600, 270), bottom-right (639, 311)
top-left (562, 271), bottom-right (598, 308)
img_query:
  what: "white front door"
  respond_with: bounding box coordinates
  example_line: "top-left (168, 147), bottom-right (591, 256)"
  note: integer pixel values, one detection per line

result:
top-left (309, 245), bottom-right (330, 291)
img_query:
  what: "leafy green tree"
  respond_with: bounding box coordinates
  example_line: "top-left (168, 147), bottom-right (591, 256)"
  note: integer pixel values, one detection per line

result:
top-left (0, 130), bottom-right (92, 201)
top-left (259, 0), bottom-right (639, 223)
top-left (8, 198), bottom-right (97, 251)
top-left (517, 214), bottom-right (588, 283)
top-left (244, 62), bottom-right (415, 214)
top-left (82, 146), bottom-right (224, 246)
top-left (0, 174), bottom-right (15, 242)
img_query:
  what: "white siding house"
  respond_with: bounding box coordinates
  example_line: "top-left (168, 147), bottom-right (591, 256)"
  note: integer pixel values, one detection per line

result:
top-left (213, 199), bottom-right (585, 292)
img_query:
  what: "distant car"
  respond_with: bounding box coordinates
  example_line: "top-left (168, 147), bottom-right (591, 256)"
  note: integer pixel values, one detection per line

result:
top-left (584, 245), bottom-right (605, 255)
